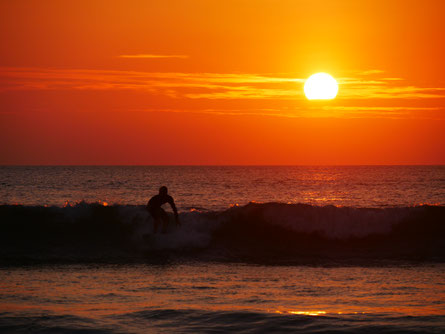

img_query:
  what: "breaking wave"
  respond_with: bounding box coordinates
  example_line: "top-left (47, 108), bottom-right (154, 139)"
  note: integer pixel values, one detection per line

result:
top-left (1, 202), bottom-right (444, 264)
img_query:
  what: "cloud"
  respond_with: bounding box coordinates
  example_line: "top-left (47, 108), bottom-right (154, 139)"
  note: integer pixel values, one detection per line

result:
top-left (130, 108), bottom-right (303, 119)
top-left (321, 106), bottom-right (442, 112)
top-left (334, 76), bottom-right (445, 99)
top-left (111, 105), bottom-right (444, 120)
top-left (0, 67), bottom-right (305, 98)
top-left (118, 54), bottom-right (189, 59)
top-left (0, 67), bottom-right (445, 118)
top-left (312, 106), bottom-right (445, 119)
top-left (359, 69), bottom-right (385, 75)
top-left (2, 67), bottom-right (444, 101)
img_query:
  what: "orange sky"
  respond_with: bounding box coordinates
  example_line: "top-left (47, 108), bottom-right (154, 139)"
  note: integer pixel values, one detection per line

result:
top-left (1, 0), bottom-right (444, 165)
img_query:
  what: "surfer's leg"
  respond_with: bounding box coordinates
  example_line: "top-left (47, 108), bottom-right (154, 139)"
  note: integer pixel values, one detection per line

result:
top-left (153, 218), bottom-right (161, 233)
top-left (149, 208), bottom-right (161, 234)
top-left (160, 209), bottom-right (169, 233)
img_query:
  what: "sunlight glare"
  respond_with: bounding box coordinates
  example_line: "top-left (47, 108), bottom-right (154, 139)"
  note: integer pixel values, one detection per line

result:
top-left (304, 73), bottom-right (338, 100)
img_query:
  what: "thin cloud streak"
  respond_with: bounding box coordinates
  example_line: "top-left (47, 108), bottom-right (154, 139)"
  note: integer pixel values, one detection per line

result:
top-left (118, 54), bottom-right (189, 59)
top-left (122, 106), bottom-right (445, 120)
top-left (359, 69), bottom-right (385, 75)
top-left (5, 106), bottom-right (443, 120)
top-left (1, 67), bottom-right (444, 102)
top-left (321, 106), bottom-right (442, 112)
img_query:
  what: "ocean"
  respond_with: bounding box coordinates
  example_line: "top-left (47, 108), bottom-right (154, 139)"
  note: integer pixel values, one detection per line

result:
top-left (1, 166), bottom-right (444, 333)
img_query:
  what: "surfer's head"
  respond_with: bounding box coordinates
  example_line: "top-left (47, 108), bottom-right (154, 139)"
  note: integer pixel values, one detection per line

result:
top-left (159, 186), bottom-right (168, 196)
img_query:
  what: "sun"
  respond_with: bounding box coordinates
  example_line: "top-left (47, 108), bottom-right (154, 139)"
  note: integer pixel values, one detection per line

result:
top-left (304, 73), bottom-right (338, 100)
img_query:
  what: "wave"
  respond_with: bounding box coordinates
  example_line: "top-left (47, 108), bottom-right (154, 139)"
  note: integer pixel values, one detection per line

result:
top-left (0, 202), bottom-right (444, 264)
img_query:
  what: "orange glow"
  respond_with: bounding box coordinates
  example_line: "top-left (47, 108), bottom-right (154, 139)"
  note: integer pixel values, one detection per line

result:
top-left (0, 0), bottom-right (444, 165)
top-left (275, 310), bottom-right (328, 316)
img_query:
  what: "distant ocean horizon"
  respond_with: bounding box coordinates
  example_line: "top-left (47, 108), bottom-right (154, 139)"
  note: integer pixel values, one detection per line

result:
top-left (2, 165), bottom-right (444, 207)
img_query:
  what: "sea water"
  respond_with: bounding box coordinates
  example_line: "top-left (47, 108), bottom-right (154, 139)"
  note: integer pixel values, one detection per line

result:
top-left (0, 166), bottom-right (444, 333)
top-left (1, 165), bottom-right (444, 209)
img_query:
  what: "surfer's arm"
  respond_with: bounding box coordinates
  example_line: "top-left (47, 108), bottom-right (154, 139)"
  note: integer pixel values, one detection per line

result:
top-left (169, 198), bottom-right (180, 224)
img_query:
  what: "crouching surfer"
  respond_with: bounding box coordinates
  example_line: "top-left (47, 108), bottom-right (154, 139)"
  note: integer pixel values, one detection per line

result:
top-left (146, 186), bottom-right (180, 233)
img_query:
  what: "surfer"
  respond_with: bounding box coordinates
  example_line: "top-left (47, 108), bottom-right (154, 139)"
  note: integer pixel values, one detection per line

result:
top-left (146, 186), bottom-right (180, 233)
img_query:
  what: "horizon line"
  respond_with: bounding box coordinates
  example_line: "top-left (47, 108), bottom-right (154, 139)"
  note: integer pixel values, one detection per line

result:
top-left (1, 164), bottom-right (444, 167)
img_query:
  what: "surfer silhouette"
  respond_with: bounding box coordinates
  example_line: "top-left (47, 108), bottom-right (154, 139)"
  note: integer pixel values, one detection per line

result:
top-left (146, 186), bottom-right (179, 233)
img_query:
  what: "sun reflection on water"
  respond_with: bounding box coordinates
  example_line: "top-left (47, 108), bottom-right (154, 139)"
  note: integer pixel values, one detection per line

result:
top-left (288, 310), bottom-right (327, 316)
top-left (273, 310), bottom-right (367, 316)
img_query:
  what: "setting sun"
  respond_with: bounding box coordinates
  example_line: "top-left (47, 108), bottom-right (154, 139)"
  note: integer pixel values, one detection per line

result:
top-left (304, 73), bottom-right (339, 100)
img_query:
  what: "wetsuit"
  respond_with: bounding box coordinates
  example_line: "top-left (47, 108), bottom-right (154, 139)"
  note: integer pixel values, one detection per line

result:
top-left (147, 194), bottom-right (178, 222)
